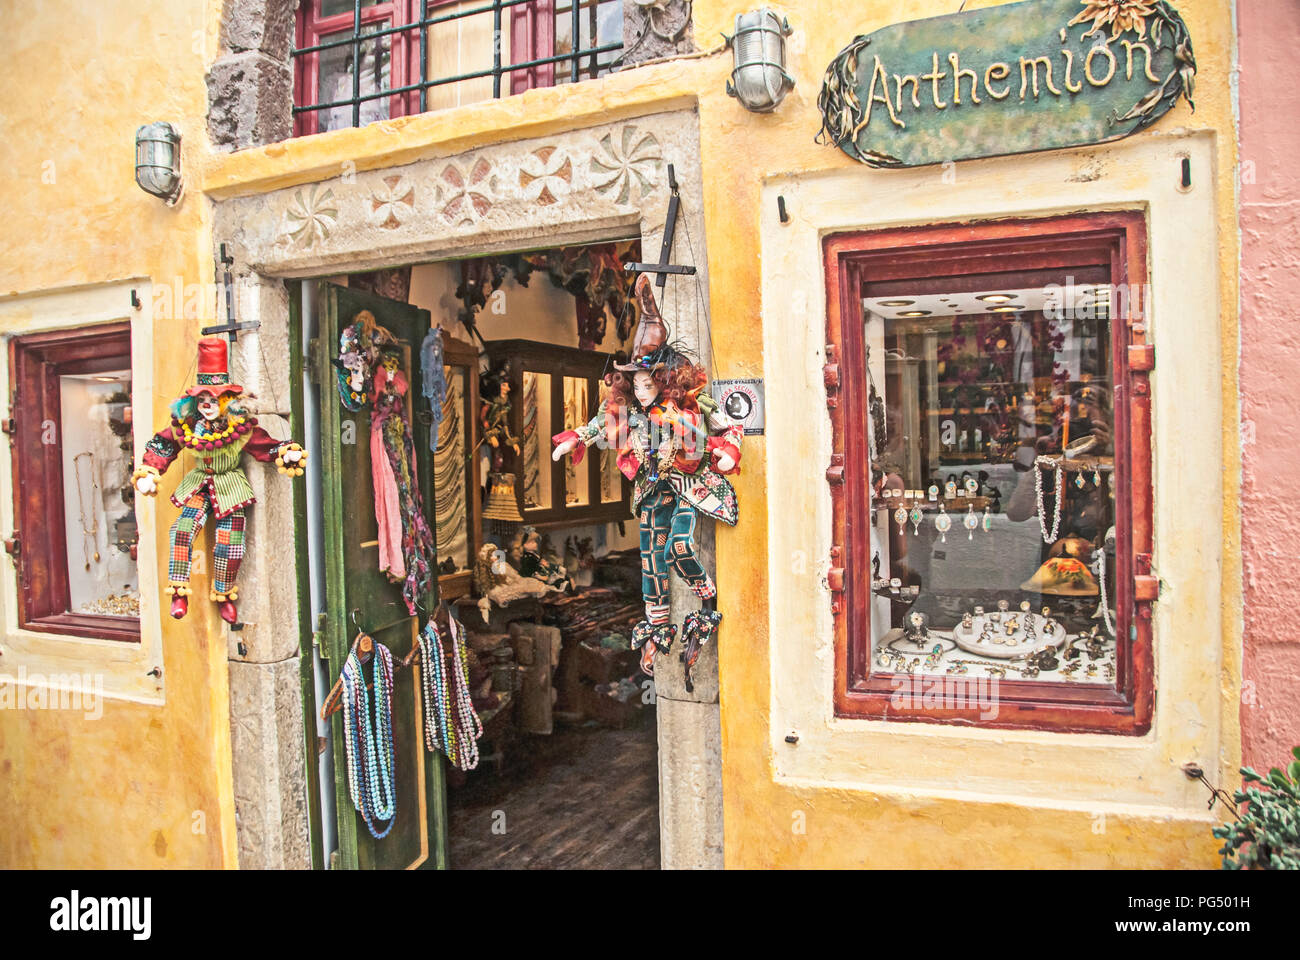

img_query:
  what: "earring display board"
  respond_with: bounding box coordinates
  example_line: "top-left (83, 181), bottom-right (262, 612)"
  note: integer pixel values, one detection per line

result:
top-left (483, 339), bottom-right (631, 528)
top-left (435, 335), bottom-right (481, 600)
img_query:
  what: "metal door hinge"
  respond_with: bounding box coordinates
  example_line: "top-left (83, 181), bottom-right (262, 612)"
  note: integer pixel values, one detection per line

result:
top-left (4, 534), bottom-right (19, 559)
top-left (1128, 344), bottom-right (1154, 371)
top-left (826, 453), bottom-right (845, 485)
top-left (824, 344), bottom-right (840, 409)
top-left (828, 545), bottom-right (845, 616)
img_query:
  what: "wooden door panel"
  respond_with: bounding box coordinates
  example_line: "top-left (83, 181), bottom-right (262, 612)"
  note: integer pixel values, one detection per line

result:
top-left (318, 281), bottom-right (448, 870)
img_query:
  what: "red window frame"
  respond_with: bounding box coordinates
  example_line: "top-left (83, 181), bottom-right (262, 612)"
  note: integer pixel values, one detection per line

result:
top-left (824, 212), bottom-right (1154, 735)
top-left (293, 1), bottom-right (572, 137)
top-left (294, 0), bottom-right (424, 138)
top-left (8, 323), bottom-right (139, 643)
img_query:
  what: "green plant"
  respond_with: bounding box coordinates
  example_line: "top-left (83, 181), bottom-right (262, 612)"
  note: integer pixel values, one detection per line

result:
top-left (1211, 746), bottom-right (1300, 870)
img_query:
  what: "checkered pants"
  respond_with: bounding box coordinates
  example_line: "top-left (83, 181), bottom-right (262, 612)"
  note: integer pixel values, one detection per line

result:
top-left (168, 490), bottom-right (246, 593)
top-left (638, 486), bottom-right (715, 615)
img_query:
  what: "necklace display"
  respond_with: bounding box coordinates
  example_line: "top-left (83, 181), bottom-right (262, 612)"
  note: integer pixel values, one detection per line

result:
top-left (1095, 544), bottom-right (1116, 637)
top-left (340, 637), bottom-right (396, 839)
top-left (417, 615), bottom-right (483, 771)
top-left (1033, 456), bottom-right (1064, 543)
top-left (72, 452), bottom-right (99, 570)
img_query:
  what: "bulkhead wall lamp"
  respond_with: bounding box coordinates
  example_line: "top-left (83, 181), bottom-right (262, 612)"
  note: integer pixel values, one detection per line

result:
top-left (725, 9), bottom-right (795, 113)
top-left (134, 122), bottom-right (183, 205)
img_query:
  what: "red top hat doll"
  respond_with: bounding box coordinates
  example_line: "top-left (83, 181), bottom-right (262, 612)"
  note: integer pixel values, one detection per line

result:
top-left (132, 337), bottom-right (308, 624)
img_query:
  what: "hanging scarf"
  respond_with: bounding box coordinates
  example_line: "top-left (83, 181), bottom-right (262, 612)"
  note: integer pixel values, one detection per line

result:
top-left (420, 327), bottom-right (447, 452)
top-left (373, 372), bottom-right (437, 614)
top-left (340, 640), bottom-right (396, 839)
top-left (417, 616), bottom-right (482, 771)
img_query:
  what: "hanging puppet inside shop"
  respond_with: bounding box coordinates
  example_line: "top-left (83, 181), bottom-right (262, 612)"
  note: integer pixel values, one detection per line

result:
top-left (132, 336), bottom-right (307, 623)
top-left (551, 275), bottom-right (742, 688)
top-left (334, 310), bottom-right (438, 615)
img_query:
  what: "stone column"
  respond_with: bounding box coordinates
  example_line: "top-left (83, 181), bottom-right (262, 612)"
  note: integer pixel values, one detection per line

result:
top-left (207, 0), bottom-right (297, 151)
top-left (620, 0), bottom-right (694, 68)
top-left (224, 272), bottom-right (314, 870)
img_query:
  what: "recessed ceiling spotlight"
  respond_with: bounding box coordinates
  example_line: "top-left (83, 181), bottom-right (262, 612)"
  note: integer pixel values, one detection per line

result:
top-left (987, 305), bottom-right (1021, 312)
top-left (976, 294), bottom-right (1016, 303)
top-left (878, 299), bottom-right (915, 307)
top-left (898, 310), bottom-right (931, 317)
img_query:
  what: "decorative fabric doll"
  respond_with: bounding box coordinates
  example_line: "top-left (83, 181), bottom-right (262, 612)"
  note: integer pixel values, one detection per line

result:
top-left (132, 337), bottom-right (306, 624)
top-left (334, 311), bottom-right (437, 616)
top-left (551, 275), bottom-right (741, 686)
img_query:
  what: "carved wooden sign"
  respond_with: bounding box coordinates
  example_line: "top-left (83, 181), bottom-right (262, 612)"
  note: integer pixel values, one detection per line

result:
top-left (817, 0), bottom-right (1196, 168)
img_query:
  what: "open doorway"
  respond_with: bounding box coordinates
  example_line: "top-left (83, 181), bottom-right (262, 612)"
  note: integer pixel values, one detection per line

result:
top-left (318, 238), bottom-right (661, 869)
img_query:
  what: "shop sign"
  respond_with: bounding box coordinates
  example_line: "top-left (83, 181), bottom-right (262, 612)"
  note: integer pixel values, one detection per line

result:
top-left (817, 0), bottom-right (1196, 168)
top-left (713, 379), bottom-right (765, 435)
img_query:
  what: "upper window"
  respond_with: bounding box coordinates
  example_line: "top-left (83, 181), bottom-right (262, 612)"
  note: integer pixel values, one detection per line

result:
top-left (8, 323), bottom-right (140, 642)
top-left (825, 213), bottom-right (1154, 734)
top-left (293, 0), bottom-right (624, 138)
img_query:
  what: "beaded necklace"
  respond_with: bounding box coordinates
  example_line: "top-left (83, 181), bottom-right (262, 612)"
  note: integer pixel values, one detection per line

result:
top-left (417, 616), bottom-right (482, 771)
top-left (178, 414), bottom-right (250, 451)
top-left (340, 639), bottom-right (396, 839)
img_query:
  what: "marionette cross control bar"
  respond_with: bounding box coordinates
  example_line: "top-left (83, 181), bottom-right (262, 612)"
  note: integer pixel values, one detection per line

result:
top-left (201, 244), bottom-right (261, 342)
top-left (623, 163), bottom-right (696, 289)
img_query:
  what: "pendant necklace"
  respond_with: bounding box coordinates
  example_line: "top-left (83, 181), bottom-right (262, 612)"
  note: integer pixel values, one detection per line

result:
top-left (72, 452), bottom-right (100, 569)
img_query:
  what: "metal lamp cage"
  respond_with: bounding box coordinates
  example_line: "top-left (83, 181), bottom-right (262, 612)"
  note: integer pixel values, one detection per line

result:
top-left (726, 8), bottom-right (794, 113)
top-left (134, 122), bottom-right (183, 204)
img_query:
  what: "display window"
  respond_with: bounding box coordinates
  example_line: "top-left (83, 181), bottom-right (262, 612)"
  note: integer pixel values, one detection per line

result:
top-left (8, 323), bottom-right (140, 641)
top-left (825, 213), bottom-right (1154, 733)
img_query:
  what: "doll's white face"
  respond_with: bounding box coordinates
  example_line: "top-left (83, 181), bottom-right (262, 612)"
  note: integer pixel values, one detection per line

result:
top-left (196, 393), bottom-right (220, 421)
top-left (632, 371), bottom-right (660, 408)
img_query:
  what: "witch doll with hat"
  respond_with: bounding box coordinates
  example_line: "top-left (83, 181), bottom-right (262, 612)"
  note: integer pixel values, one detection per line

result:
top-left (131, 337), bottom-right (307, 623)
top-left (551, 275), bottom-right (742, 688)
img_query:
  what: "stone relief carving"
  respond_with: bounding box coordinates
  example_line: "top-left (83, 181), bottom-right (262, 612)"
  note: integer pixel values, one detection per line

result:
top-left (369, 175), bottom-right (416, 229)
top-left (591, 126), bottom-right (663, 204)
top-left (282, 183), bottom-right (338, 249)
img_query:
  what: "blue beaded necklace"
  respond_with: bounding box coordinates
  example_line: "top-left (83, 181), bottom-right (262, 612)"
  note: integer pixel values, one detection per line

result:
top-left (340, 638), bottom-right (396, 839)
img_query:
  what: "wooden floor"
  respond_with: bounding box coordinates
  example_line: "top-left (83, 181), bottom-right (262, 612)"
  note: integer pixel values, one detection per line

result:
top-left (448, 718), bottom-right (660, 870)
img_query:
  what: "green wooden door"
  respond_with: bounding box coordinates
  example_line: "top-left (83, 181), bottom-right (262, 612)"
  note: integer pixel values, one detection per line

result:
top-left (316, 281), bottom-right (449, 870)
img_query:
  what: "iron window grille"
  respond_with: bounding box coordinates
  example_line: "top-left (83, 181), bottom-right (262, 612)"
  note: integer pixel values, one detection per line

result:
top-left (293, 0), bottom-right (624, 137)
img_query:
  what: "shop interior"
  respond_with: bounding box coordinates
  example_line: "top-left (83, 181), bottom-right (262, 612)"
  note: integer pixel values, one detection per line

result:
top-left (864, 271), bottom-right (1121, 686)
top-left (335, 239), bottom-right (661, 869)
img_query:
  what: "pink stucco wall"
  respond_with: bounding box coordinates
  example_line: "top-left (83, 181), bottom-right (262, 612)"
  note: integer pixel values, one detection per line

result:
top-left (1238, 0), bottom-right (1300, 772)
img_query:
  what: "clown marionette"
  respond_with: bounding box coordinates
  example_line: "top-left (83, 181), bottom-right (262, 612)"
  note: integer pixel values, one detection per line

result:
top-left (551, 275), bottom-right (741, 687)
top-left (131, 337), bottom-right (306, 624)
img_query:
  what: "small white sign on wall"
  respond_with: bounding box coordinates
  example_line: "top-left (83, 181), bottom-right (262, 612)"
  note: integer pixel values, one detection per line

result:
top-left (713, 378), bottom-right (765, 436)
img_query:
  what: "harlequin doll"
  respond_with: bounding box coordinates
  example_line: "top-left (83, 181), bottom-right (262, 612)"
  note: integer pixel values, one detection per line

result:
top-left (551, 275), bottom-right (741, 686)
top-left (132, 337), bottom-right (306, 624)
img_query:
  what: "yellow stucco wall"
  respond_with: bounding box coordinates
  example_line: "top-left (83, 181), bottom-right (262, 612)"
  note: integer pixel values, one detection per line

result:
top-left (0, 0), bottom-right (235, 868)
top-left (0, 0), bottom-right (1239, 868)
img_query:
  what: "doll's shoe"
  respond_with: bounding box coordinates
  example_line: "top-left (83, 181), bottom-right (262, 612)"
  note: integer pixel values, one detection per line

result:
top-left (170, 596), bottom-right (189, 619)
top-left (680, 608), bottom-right (722, 693)
top-left (218, 600), bottom-right (239, 624)
top-left (639, 643), bottom-right (657, 677)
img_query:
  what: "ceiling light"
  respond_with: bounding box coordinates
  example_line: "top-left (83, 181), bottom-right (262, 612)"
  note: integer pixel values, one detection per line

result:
top-left (976, 294), bottom-right (1016, 303)
top-left (877, 299), bottom-right (915, 307)
top-left (898, 310), bottom-right (931, 317)
top-left (987, 306), bottom-right (1020, 312)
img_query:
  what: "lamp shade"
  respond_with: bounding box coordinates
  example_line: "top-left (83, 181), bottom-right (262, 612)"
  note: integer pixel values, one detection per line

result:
top-left (135, 122), bottom-right (183, 204)
top-left (726, 9), bottom-right (795, 113)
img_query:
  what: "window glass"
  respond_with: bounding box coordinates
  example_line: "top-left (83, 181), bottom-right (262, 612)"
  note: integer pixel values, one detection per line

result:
top-left (554, 0), bottom-right (623, 82)
top-left (321, 0), bottom-right (384, 19)
top-left (865, 282), bottom-right (1117, 686)
top-left (59, 370), bottom-right (139, 619)
top-left (563, 376), bottom-right (590, 505)
top-left (522, 371), bottom-right (551, 510)
top-left (317, 22), bottom-right (392, 132)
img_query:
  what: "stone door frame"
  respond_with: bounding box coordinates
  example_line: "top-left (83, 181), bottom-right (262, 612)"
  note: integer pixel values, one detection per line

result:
top-left (211, 107), bottom-right (723, 869)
